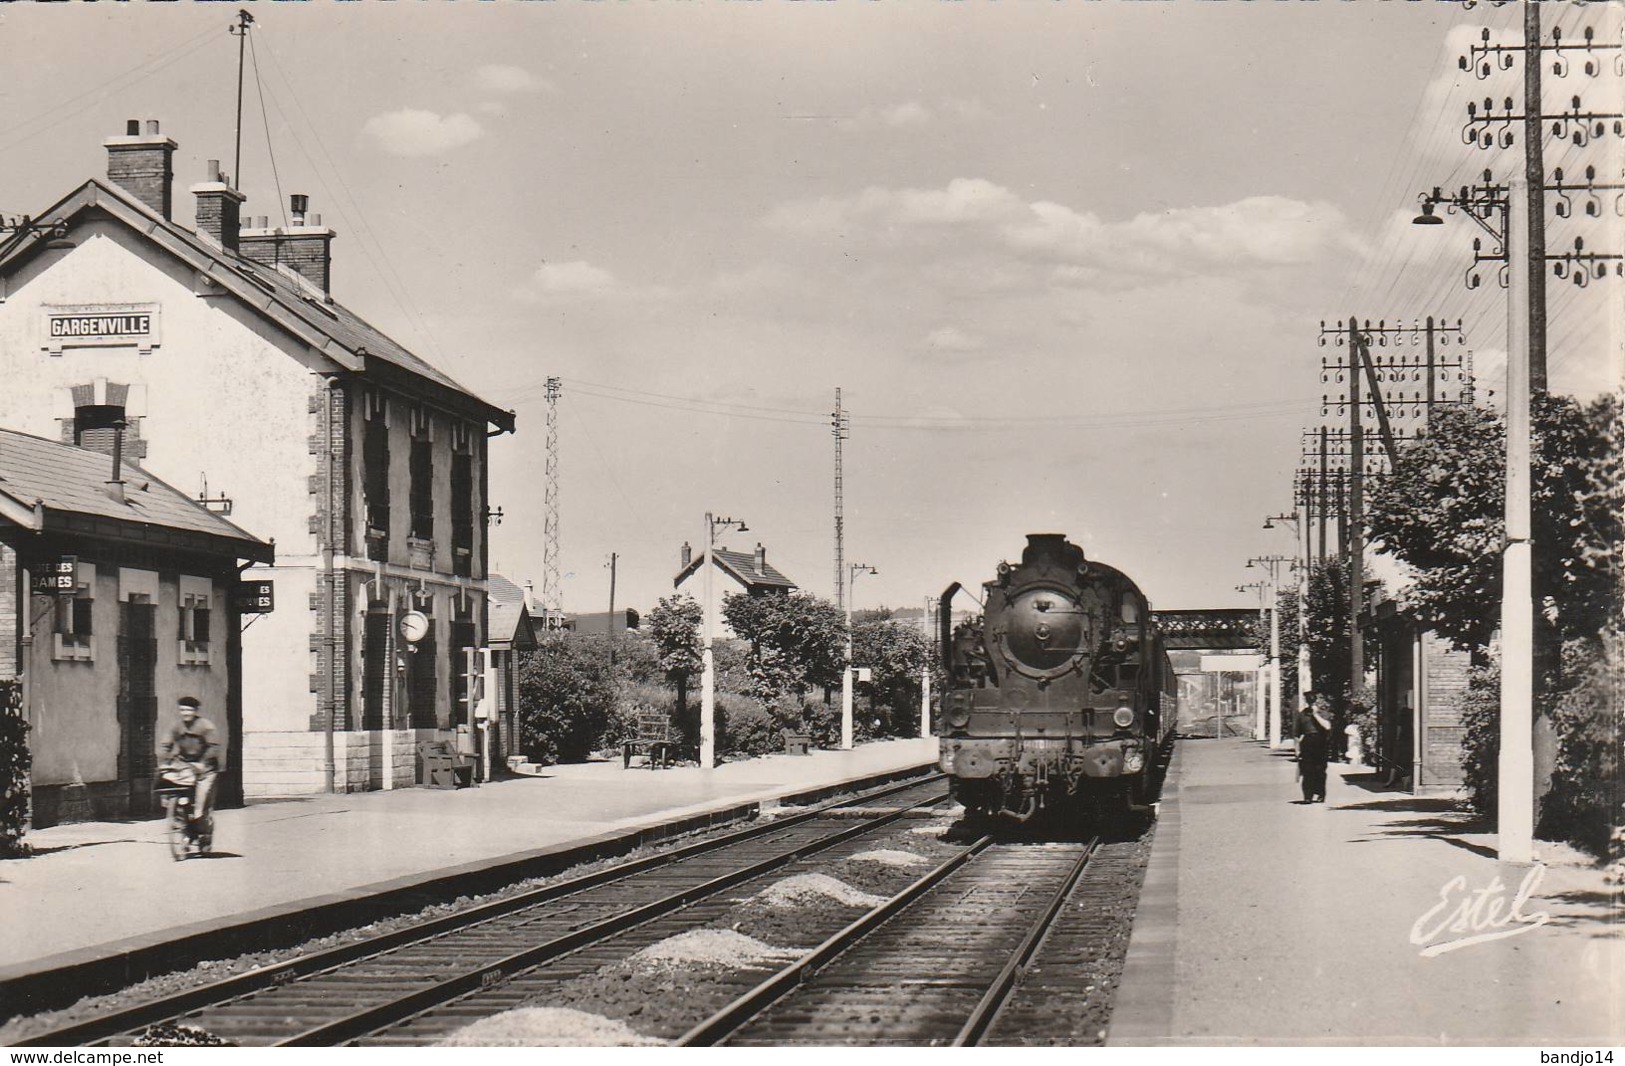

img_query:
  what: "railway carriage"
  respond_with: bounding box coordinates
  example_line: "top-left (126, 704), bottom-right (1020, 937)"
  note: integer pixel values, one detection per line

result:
top-left (938, 533), bottom-right (1176, 822)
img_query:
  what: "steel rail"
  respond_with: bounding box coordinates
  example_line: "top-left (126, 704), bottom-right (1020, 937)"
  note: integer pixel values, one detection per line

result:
top-left (677, 833), bottom-right (997, 1047)
top-left (280, 788), bottom-right (949, 1047)
top-left (17, 773), bottom-right (942, 1048)
top-left (952, 836), bottom-right (1100, 1046)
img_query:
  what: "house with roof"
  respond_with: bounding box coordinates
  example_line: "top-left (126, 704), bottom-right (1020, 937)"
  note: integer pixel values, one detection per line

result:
top-left (483, 573), bottom-right (536, 768)
top-left (0, 119), bottom-right (515, 799)
top-left (673, 541), bottom-right (798, 638)
top-left (0, 426), bottom-right (273, 826)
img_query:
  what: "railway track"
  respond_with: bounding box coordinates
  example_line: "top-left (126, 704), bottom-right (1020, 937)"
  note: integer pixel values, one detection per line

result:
top-left (16, 775), bottom-right (949, 1048)
top-left (679, 835), bottom-right (1102, 1046)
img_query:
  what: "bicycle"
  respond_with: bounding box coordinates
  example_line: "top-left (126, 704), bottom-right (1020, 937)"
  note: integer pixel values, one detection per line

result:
top-left (154, 764), bottom-right (213, 860)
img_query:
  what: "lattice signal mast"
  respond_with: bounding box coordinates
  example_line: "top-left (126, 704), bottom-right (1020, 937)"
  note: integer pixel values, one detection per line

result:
top-left (832, 387), bottom-right (849, 611)
top-left (543, 376), bottom-right (562, 617)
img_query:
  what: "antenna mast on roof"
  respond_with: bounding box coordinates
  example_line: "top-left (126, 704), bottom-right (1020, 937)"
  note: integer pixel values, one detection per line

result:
top-left (229, 10), bottom-right (254, 187)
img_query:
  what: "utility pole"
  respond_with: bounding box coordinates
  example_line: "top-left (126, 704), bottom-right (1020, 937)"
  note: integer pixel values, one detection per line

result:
top-left (1521, 0), bottom-right (1548, 396)
top-left (229, 10), bottom-right (254, 188)
top-left (1500, 175), bottom-right (1536, 864)
top-left (1237, 580), bottom-right (1267, 742)
top-left (1415, 12), bottom-right (1623, 859)
top-left (1318, 427), bottom-right (1328, 563)
top-left (921, 595), bottom-right (934, 739)
top-left (842, 562), bottom-right (876, 750)
top-left (1348, 317), bottom-right (1365, 716)
top-left (700, 513), bottom-right (747, 770)
top-left (606, 552), bottom-right (617, 671)
top-left (832, 388), bottom-right (848, 611)
top-left (543, 377), bottom-right (562, 623)
top-left (1248, 556), bottom-right (1292, 748)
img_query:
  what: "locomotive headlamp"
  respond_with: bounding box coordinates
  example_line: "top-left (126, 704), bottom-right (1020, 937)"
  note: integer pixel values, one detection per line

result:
top-left (1113, 706), bottom-right (1135, 729)
top-left (1125, 750), bottom-right (1146, 773)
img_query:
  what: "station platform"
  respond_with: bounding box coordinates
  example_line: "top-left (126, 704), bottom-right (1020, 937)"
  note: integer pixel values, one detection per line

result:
top-left (1109, 736), bottom-right (1622, 1046)
top-left (0, 737), bottom-right (937, 1018)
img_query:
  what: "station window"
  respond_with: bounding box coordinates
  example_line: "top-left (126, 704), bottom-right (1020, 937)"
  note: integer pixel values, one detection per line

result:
top-left (409, 438), bottom-right (434, 541)
top-left (451, 451), bottom-right (473, 577)
top-left (177, 577), bottom-right (213, 667)
top-left (51, 565), bottom-right (95, 662)
top-left (363, 396), bottom-right (390, 559)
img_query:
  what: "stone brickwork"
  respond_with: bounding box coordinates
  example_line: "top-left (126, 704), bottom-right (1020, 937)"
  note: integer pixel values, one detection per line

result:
top-left (240, 227), bottom-right (334, 294)
top-left (1422, 632), bottom-right (1470, 786)
top-left (105, 133), bottom-right (175, 221)
top-left (242, 728), bottom-right (418, 796)
top-left (0, 545), bottom-right (15, 677)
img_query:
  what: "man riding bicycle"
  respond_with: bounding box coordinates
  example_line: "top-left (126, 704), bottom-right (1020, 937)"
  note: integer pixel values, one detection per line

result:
top-left (160, 696), bottom-right (220, 828)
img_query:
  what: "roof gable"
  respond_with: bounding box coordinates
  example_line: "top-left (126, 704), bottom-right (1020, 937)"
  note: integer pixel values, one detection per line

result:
top-left (674, 548), bottom-right (798, 591)
top-left (1, 180), bottom-right (514, 432)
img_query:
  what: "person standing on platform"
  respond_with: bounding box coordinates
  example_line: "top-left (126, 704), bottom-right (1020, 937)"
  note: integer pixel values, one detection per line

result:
top-left (1294, 691), bottom-right (1334, 803)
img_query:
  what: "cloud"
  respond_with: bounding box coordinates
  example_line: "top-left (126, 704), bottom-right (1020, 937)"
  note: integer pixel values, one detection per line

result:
top-left (847, 97), bottom-right (989, 130)
top-left (515, 260), bottom-right (620, 301)
top-left (474, 64), bottom-right (552, 95)
top-left (362, 109), bottom-right (483, 157)
top-left (923, 326), bottom-right (984, 353)
top-left (767, 178), bottom-right (1364, 281)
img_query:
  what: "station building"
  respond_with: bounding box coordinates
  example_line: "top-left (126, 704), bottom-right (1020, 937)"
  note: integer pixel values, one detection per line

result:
top-left (0, 120), bottom-right (515, 802)
top-left (0, 426), bottom-right (273, 826)
top-left (673, 541), bottom-right (798, 638)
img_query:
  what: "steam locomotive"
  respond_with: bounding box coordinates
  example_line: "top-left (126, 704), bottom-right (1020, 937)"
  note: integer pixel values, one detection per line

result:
top-left (938, 534), bottom-right (1176, 822)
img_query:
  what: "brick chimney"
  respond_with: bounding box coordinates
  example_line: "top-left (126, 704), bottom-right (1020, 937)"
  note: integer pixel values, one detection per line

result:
top-left (240, 194), bottom-right (335, 294)
top-left (753, 542), bottom-right (765, 575)
top-left (104, 119), bottom-right (176, 221)
top-left (681, 542), bottom-right (693, 569)
top-left (190, 160), bottom-right (246, 252)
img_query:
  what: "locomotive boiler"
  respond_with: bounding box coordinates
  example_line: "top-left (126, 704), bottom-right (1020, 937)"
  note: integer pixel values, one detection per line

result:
top-left (938, 534), bottom-right (1176, 822)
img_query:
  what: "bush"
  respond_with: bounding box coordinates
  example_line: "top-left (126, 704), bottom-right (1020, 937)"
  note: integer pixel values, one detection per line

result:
top-left (1539, 632), bottom-right (1623, 858)
top-left (719, 702), bottom-right (781, 758)
top-left (1457, 659), bottom-right (1500, 819)
top-left (1, 678), bottom-right (30, 858)
top-left (516, 635), bottom-right (620, 765)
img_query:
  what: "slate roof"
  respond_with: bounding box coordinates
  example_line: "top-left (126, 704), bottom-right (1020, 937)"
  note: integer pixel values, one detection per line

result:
top-left (486, 573), bottom-right (535, 648)
top-left (0, 426), bottom-right (272, 559)
top-left (0, 180), bottom-right (514, 432)
top-left (674, 548), bottom-right (798, 592)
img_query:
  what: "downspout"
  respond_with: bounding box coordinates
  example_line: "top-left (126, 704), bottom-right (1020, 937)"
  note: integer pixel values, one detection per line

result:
top-left (324, 376), bottom-right (339, 794)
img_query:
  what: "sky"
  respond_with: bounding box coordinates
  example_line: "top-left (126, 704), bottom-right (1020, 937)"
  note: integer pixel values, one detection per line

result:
top-left (2, 1), bottom-right (1618, 620)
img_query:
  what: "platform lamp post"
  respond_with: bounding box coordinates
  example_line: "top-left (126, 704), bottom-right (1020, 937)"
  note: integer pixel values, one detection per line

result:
top-left (1265, 512), bottom-right (1312, 709)
top-left (1236, 581), bottom-right (1267, 742)
top-left (842, 563), bottom-right (877, 750)
top-left (1249, 553), bottom-right (1295, 750)
top-left (700, 512), bottom-right (748, 770)
top-left (1413, 177), bottom-right (1535, 864)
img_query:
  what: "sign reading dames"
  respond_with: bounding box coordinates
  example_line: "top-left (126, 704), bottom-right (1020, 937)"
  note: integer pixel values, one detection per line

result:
top-left (234, 579), bottom-right (275, 614)
top-left (30, 557), bottom-right (77, 594)
top-left (43, 303), bottom-right (161, 355)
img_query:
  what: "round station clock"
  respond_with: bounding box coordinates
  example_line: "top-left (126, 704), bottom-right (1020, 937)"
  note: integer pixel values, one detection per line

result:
top-left (398, 610), bottom-right (430, 646)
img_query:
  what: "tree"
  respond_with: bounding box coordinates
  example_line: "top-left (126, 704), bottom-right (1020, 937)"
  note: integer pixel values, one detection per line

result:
top-left (647, 594), bottom-right (702, 717)
top-left (720, 592), bottom-right (845, 705)
top-left (516, 633), bottom-right (621, 764)
top-left (851, 619), bottom-right (939, 737)
top-left (1247, 586), bottom-right (1303, 709)
top-left (1367, 395), bottom-right (1621, 657)
top-left (1299, 553), bottom-right (1379, 705)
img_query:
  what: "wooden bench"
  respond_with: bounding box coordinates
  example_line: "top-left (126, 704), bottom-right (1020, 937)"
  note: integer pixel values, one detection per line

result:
top-left (417, 740), bottom-right (474, 789)
top-left (622, 711), bottom-right (677, 769)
